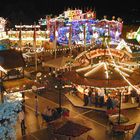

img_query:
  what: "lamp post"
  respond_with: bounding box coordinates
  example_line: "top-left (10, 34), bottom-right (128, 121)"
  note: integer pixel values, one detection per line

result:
top-left (0, 78), bottom-right (4, 103)
top-left (83, 25), bottom-right (86, 51)
top-left (53, 21), bottom-right (57, 59)
top-left (33, 22), bottom-right (38, 71)
top-left (67, 23), bottom-right (72, 56)
top-left (55, 73), bottom-right (64, 111)
top-left (32, 85), bottom-right (38, 116)
top-left (18, 22), bottom-right (22, 50)
top-left (118, 90), bottom-right (122, 124)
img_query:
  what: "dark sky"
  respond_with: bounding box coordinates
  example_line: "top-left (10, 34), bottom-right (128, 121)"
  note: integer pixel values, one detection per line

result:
top-left (0, 0), bottom-right (140, 25)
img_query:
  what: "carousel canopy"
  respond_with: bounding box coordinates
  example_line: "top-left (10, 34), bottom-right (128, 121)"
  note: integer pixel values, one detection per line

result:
top-left (63, 62), bottom-right (140, 88)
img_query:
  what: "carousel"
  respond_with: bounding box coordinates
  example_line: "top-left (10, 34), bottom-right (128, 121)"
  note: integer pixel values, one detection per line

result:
top-left (62, 33), bottom-right (140, 112)
top-left (61, 35), bottom-right (140, 125)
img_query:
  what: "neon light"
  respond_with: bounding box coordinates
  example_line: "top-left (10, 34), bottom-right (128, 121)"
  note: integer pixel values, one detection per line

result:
top-left (64, 10), bottom-right (82, 20)
top-left (105, 39), bottom-right (140, 93)
top-left (118, 62), bottom-right (140, 67)
top-left (114, 67), bottom-right (130, 77)
top-left (104, 62), bottom-right (109, 79)
top-left (15, 25), bottom-right (40, 28)
top-left (84, 62), bottom-right (103, 77)
top-left (116, 39), bottom-right (132, 53)
top-left (0, 66), bottom-right (7, 73)
top-left (116, 65), bottom-right (133, 73)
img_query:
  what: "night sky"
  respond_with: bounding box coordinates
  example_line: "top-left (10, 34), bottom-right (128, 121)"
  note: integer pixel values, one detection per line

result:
top-left (0, 0), bottom-right (140, 26)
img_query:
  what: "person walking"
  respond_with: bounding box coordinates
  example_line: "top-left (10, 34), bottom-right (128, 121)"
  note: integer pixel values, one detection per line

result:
top-left (83, 87), bottom-right (89, 106)
top-left (35, 95), bottom-right (39, 116)
top-left (130, 88), bottom-right (137, 104)
top-left (95, 89), bottom-right (99, 107)
top-left (98, 88), bottom-right (105, 107)
top-left (88, 87), bottom-right (92, 106)
top-left (106, 96), bottom-right (114, 110)
top-left (18, 110), bottom-right (26, 136)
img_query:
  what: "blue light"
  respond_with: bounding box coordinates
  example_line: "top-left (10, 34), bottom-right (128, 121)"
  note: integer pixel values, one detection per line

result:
top-left (0, 45), bottom-right (7, 51)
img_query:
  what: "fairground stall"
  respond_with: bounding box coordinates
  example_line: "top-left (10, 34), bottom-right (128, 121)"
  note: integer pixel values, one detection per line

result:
top-left (8, 25), bottom-right (49, 48)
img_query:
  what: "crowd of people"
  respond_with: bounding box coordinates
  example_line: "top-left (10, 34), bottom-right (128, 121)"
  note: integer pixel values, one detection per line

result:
top-left (83, 87), bottom-right (119, 109)
top-left (74, 86), bottom-right (139, 110)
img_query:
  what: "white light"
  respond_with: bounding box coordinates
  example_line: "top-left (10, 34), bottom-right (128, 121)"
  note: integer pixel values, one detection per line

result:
top-left (106, 40), bottom-right (140, 93)
top-left (76, 65), bottom-right (91, 72)
top-left (104, 62), bottom-right (109, 79)
top-left (0, 66), bottom-right (7, 73)
top-left (116, 39), bottom-right (132, 53)
top-left (116, 65), bottom-right (133, 73)
top-left (84, 63), bottom-right (103, 77)
top-left (114, 67), bottom-right (130, 77)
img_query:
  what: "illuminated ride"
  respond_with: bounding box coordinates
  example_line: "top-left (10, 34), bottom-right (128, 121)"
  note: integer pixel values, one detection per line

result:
top-left (64, 48), bottom-right (140, 87)
top-left (126, 27), bottom-right (140, 43)
top-left (42, 9), bottom-right (123, 46)
top-left (62, 33), bottom-right (140, 94)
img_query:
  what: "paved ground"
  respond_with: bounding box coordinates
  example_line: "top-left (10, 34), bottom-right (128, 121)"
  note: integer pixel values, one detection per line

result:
top-left (65, 93), bottom-right (138, 111)
top-left (15, 63), bottom-right (140, 140)
top-left (16, 89), bottom-right (140, 140)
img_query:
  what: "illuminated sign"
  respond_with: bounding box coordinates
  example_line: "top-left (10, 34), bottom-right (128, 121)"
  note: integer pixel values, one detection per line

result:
top-left (126, 30), bottom-right (136, 39)
top-left (136, 27), bottom-right (140, 42)
top-left (64, 10), bottom-right (82, 20)
top-left (86, 48), bottom-right (124, 59)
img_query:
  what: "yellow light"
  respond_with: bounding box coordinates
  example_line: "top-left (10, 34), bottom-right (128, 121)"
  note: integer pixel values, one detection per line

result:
top-left (106, 40), bottom-right (140, 93)
top-left (84, 63), bottom-right (103, 77)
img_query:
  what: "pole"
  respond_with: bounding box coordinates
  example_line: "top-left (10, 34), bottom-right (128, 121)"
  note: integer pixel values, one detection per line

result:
top-left (118, 91), bottom-right (122, 124)
top-left (59, 85), bottom-right (62, 109)
top-left (108, 22), bottom-right (110, 37)
top-left (57, 75), bottom-right (62, 110)
top-left (83, 25), bottom-right (86, 51)
top-left (33, 22), bottom-right (38, 71)
top-left (35, 95), bottom-right (38, 117)
top-left (21, 92), bottom-right (25, 112)
top-left (0, 78), bottom-right (4, 103)
top-left (54, 21), bottom-right (57, 58)
top-left (138, 94), bottom-right (140, 107)
top-left (19, 22), bottom-right (22, 50)
top-left (69, 24), bottom-right (72, 56)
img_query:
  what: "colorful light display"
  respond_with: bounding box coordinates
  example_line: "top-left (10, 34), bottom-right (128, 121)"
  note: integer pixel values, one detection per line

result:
top-left (44, 9), bottom-right (123, 46)
top-left (0, 17), bottom-right (8, 40)
top-left (8, 29), bottom-right (48, 46)
top-left (126, 27), bottom-right (140, 43)
top-left (64, 9), bottom-right (82, 21)
top-left (136, 27), bottom-right (140, 42)
top-left (0, 17), bottom-right (6, 32)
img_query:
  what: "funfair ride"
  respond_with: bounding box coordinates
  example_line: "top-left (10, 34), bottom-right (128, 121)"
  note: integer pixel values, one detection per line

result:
top-left (40, 9), bottom-right (123, 47)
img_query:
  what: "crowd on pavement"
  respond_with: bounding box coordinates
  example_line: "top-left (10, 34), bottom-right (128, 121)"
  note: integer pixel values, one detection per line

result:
top-left (72, 86), bottom-right (140, 110)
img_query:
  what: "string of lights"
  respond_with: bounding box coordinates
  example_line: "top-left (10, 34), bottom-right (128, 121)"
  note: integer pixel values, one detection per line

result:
top-left (105, 39), bottom-right (140, 93)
